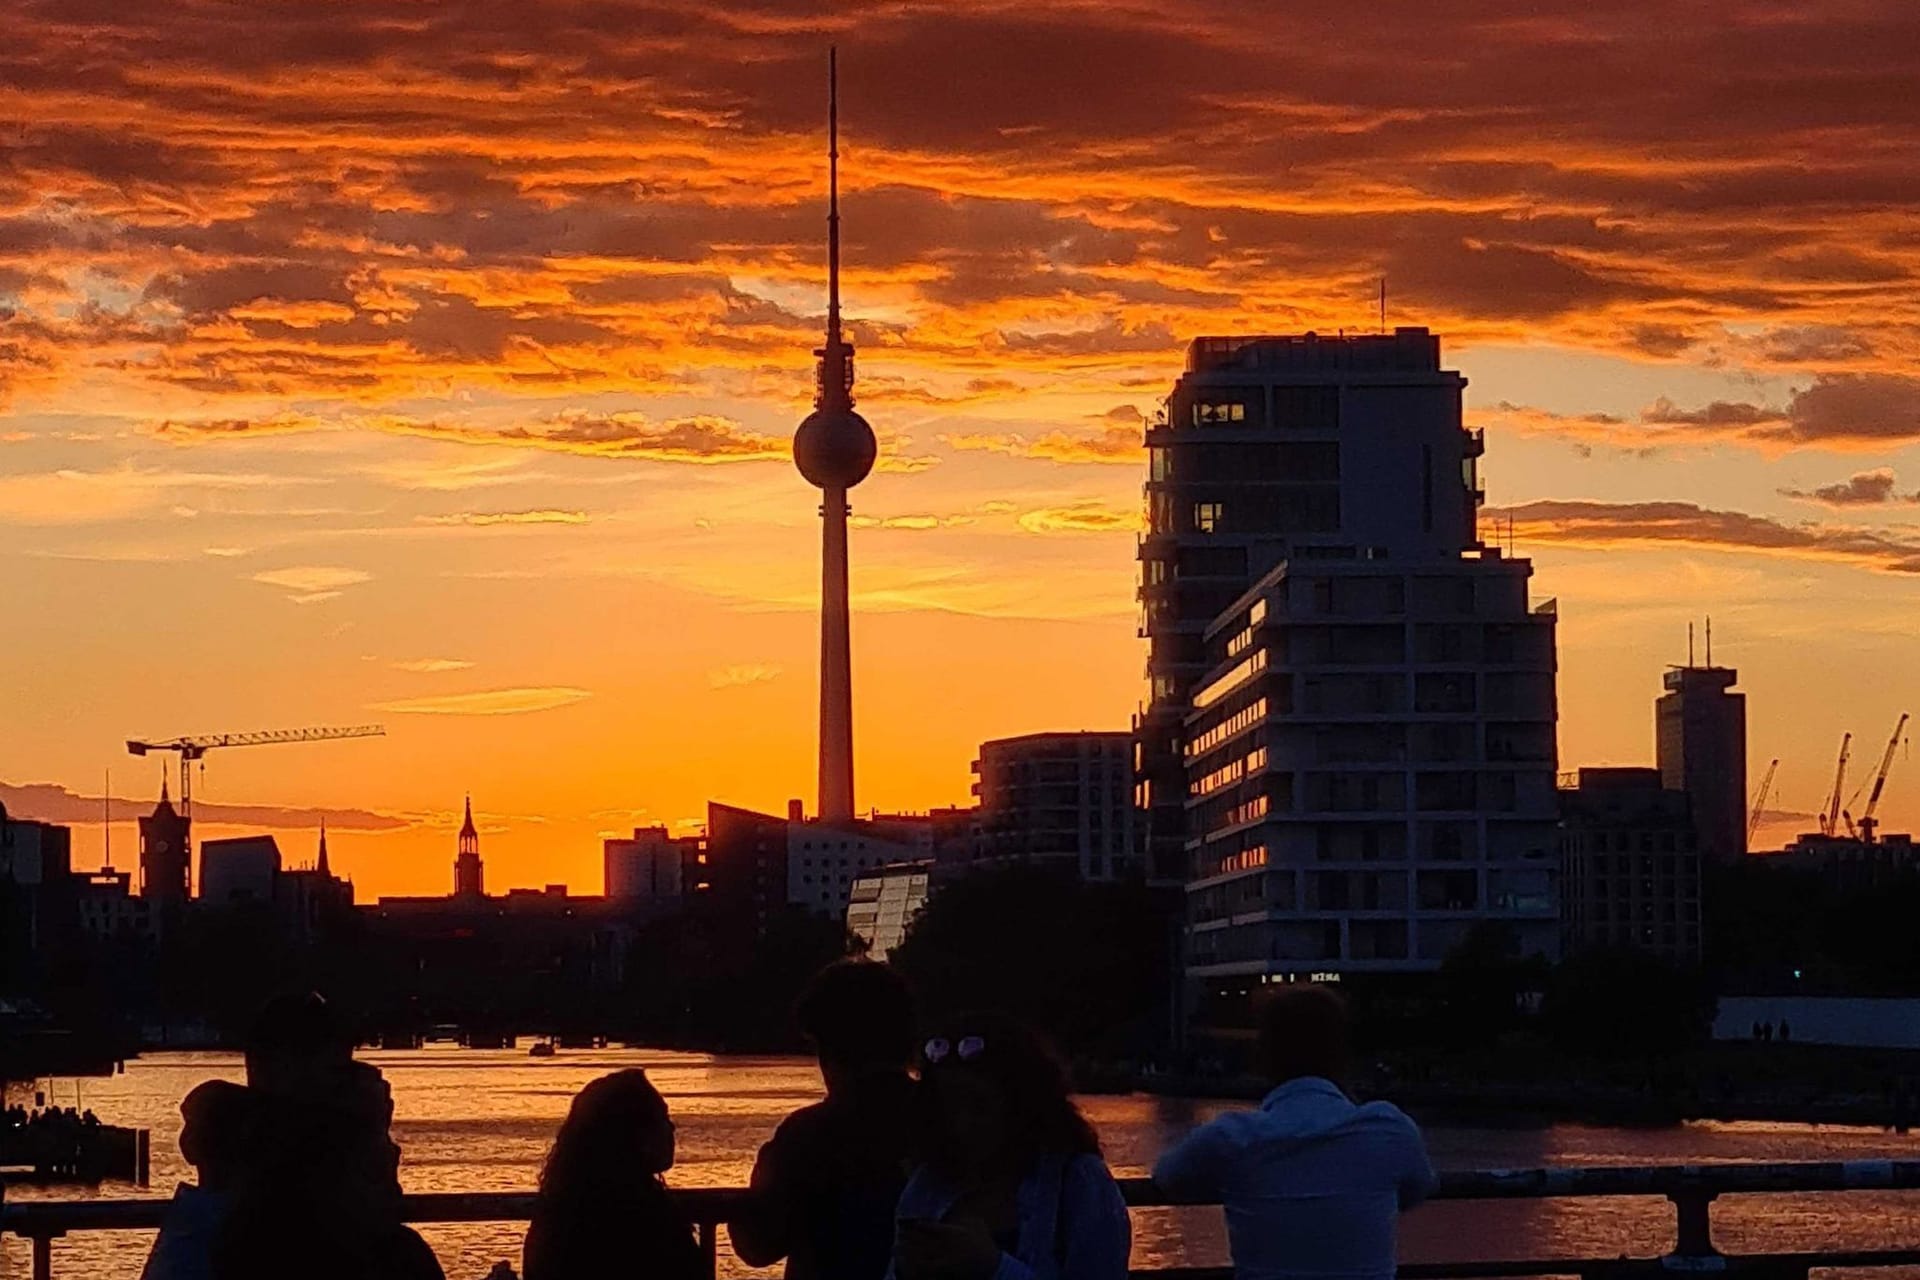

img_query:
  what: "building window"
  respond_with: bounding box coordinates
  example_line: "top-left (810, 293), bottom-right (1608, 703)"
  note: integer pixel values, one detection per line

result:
top-left (1150, 447), bottom-right (1171, 481)
top-left (1193, 400), bottom-right (1247, 427)
top-left (1194, 502), bottom-right (1223, 533)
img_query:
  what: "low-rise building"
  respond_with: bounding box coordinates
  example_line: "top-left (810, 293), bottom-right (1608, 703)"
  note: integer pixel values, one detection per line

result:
top-left (200, 835), bottom-right (281, 907)
top-left (1559, 767), bottom-right (1702, 962)
top-left (846, 861), bottom-right (932, 959)
top-left (789, 814), bottom-right (933, 918)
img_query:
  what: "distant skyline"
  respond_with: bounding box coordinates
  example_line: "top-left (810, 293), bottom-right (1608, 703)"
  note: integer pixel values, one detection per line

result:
top-left (4, 2), bottom-right (1919, 896)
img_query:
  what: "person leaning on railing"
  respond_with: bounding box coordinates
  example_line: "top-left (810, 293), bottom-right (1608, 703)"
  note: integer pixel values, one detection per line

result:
top-left (731, 960), bottom-right (921, 1280)
top-left (888, 1013), bottom-right (1130, 1280)
top-left (1153, 985), bottom-right (1436, 1280)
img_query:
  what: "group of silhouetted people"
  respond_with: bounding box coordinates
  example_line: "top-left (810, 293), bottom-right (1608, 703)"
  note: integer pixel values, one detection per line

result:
top-left (2, 1103), bottom-right (103, 1177)
top-left (141, 969), bottom-right (1434, 1280)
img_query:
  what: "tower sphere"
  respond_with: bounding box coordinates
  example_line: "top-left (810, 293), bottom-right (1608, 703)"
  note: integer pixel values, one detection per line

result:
top-left (794, 406), bottom-right (877, 490)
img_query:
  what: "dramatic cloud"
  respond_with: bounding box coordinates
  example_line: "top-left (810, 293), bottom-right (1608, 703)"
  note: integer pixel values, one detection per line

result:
top-left (1489, 500), bottom-right (1920, 573)
top-left (415, 509), bottom-right (590, 527)
top-left (153, 412), bottom-right (791, 464)
top-left (707, 663), bottom-right (783, 690)
top-left (1780, 469), bottom-right (1919, 507)
top-left (945, 423), bottom-right (1143, 465)
top-left (370, 686), bottom-right (594, 716)
top-left (0, 781), bottom-right (406, 833)
top-left (1017, 501), bottom-right (1144, 534)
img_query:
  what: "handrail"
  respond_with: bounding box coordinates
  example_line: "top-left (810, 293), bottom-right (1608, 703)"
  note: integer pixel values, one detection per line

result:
top-left (12, 1161), bottom-right (1920, 1280)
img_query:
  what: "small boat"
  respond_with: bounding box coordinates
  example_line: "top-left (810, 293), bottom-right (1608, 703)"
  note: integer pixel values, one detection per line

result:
top-left (528, 1040), bottom-right (556, 1058)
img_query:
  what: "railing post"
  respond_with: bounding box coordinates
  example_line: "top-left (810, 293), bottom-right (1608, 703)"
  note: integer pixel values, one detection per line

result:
top-left (31, 1229), bottom-right (55, 1280)
top-left (699, 1219), bottom-right (719, 1280)
top-left (1665, 1189), bottom-right (1722, 1271)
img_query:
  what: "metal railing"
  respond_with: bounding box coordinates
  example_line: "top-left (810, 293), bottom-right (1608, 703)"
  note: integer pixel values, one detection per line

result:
top-left (10, 1160), bottom-right (1920, 1280)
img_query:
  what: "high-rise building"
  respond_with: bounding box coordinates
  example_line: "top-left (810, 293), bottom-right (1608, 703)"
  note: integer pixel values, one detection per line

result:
top-left (1184, 554), bottom-right (1559, 980)
top-left (792, 54), bottom-right (877, 827)
top-left (138, 780), bottom-right (191, 905)
top-left (971, 732), bottom-right (1140, 880)
top-left (1159, 330), bottom-right (1560, 988)
top-left (454, 796), bottom-right (484, 900)
top-left (1657, 661), bottom-right (1747, 862)
top-left (1138, 328), bottom-right (1486, 883)
top-left (1559, 767), bottom-right (1702, 962)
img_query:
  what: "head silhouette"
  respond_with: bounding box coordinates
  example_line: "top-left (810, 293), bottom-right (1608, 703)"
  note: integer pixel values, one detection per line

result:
top-left (245, 991), bottom-right (351, 1097)
top-left (796, 960), bottom-right (917, 1084)
top-left (1255, 984), bottom-right (1351, 1086)
top-left (180, 1080), bottom-right (254, 1191)
top-left (915, 1011), bottom-right (1098, 1178)
top-left (540, 1070), bottom-right (676, 1204)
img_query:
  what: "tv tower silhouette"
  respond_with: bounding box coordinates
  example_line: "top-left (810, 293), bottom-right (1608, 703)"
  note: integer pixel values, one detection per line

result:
top-left (791, 49), bottom-right (877, 825)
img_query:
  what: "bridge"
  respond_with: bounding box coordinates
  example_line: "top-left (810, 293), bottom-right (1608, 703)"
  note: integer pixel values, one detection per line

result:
top-left (9, 1160), bottom-right (1920, 1279)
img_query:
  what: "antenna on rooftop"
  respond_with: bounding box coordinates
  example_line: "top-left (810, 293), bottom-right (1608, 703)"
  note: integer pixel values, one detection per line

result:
top-left (1706, 615), bottom-right (1713, 667)
top-left (1378, 276), bottom-right (1387, 334)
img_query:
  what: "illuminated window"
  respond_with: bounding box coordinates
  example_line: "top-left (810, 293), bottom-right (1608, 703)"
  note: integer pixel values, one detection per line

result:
top-left (1193, 400), bottom-right (1247, 426)
top-left (1194, 503), bottom-right (1223, 533)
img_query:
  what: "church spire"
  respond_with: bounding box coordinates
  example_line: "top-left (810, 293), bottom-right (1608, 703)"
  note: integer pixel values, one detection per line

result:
top-left (317, 818), bottom-right (330, 877)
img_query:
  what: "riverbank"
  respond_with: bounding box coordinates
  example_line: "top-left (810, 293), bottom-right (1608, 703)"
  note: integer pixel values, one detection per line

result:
top-left (1086, 1041), bottom-right (1920, 1130)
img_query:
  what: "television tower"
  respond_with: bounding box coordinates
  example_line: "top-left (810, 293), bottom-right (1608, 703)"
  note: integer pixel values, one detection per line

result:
top-left (792, 49), bottom-right (877, 826)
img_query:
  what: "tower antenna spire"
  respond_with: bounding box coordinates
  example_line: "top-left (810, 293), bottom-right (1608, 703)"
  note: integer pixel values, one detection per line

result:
top-left (828, 46), bottom-right (841, 347)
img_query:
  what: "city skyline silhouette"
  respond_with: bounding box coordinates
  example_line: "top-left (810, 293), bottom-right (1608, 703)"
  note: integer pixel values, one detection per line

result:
top-left (3, 8), bottom-right (1919, 898)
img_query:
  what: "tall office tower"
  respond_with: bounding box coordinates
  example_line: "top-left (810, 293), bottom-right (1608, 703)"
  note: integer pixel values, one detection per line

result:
top-left (1656, 658), bottom-right (1747, 862)
top-left (454, 795), bottom-right (484, 900)
top-left (971, 731), bottom-right (1140, 880)
top-left (1138, 328), bottom-right (1488, 883)
top-left (139, 779), bottom-right (191, 904)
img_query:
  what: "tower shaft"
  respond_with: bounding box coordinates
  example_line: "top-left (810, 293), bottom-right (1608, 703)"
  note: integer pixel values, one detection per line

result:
top-left (819, 485), bottom-right (855, 824)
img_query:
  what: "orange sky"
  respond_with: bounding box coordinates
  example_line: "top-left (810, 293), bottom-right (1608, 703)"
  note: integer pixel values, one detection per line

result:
top-left (4, 1), bottom-right (1920, 897)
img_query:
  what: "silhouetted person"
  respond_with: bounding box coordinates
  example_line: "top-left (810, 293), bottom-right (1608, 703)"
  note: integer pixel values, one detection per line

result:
top-left (890, 1012), bottom-right (1129, 1280)
top-left (141, 1081), bottom-right (253, 1280)
top-left (1154, 985), bottom-right (1435, 1280)
top-left (213, 991), bottom-right (443, 1280)
top-left (732, 961), bottom-right (919, 1280)
top-left (1779, 1019), bottom-right (1792, 1043)
top-left (523, 1069), bottom-right (701, 1280)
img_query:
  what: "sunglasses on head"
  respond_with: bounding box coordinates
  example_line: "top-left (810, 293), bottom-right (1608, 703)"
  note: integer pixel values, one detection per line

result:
top-left (922, 1035), bottom-right (987, 1065)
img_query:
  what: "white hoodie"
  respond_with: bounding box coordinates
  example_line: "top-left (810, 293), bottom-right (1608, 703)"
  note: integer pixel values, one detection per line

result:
top-left (1153, 1077), bottom-right (1436, 1280)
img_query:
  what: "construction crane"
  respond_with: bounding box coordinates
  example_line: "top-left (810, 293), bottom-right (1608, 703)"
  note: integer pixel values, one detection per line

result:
top-left (127, 725), bottom-right (385, 817)
top-left (1820, 733), bottom-right (1852, 839)
top-left (1747, 757), bottom-right (1779, 849)
top-left (1847, 713), bottom-right (1910, 845)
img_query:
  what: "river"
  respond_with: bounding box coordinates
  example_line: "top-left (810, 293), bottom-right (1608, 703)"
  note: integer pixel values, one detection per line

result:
top-left (9, 1047), bottom-right (1920, 1278)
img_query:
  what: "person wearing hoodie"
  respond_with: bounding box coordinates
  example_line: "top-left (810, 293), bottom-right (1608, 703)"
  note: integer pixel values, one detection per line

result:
top-left (1152, 985), bottom-right (1435, 1280)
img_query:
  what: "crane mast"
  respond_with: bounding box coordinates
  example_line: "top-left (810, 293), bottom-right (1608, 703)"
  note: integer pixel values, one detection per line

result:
top-left (1855, 713), bottom-right (1910, 845)
top-left (1821, 733), bottom-right (1852, 839)
top-left (1747, 757), bottom-right (1779, 849)
top-left (127, 724), bottom-right (385, 816)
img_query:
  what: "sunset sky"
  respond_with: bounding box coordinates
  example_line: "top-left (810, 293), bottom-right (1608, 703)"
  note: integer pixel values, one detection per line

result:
top-left (4, 1), bottom-right (1919, 898)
